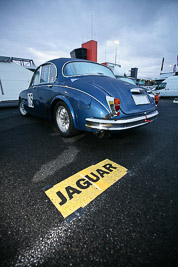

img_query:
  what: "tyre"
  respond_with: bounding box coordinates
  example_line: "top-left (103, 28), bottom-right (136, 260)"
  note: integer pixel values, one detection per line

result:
top-left (54, 101), bottom-right (77, 137)
top-left (19, 99), bottom-right (28, 116)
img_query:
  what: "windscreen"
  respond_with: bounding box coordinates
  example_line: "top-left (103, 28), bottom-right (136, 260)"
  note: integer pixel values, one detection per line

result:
top-left (63, 61), bottom-right (115, 78)
top-left (155, 82), bottom-right (167, 90)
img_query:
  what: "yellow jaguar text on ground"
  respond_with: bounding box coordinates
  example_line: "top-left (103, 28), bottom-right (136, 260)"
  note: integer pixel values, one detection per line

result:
top-left (45, 159), bottom-right (128, 218)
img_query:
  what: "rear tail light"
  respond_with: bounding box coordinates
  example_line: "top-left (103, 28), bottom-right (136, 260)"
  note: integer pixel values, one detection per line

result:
top-left (106, 96), bottom-right (121, 117)
top-left (114, 98), bottom-right (120, 116)
top-left (155, 93), bottom-right (159, 106)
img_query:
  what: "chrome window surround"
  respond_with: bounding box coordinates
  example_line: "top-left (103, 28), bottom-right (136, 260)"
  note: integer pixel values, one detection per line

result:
top-left (40, 65), bottom-right (49, 84)
top-left (32, 66), bottom-right (41, 86)
top-left (31, 62), bottom-right (57, 87)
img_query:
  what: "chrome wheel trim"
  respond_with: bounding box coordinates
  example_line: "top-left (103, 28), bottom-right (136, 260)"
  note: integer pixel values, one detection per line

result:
top-left (20, 101), bottom-right (27, 116)
top-left (56, 106), bottom-right (70, 133)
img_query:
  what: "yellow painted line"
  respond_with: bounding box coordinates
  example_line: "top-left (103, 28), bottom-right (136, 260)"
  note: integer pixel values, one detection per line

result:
top-left (45, 159), bottom-right (127, 218)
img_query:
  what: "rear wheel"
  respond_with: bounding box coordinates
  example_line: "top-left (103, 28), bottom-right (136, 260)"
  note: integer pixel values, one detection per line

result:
top-left (19, 100), bottom-right (28, 116)
top-left (54, 102), bottom-right (77, 137)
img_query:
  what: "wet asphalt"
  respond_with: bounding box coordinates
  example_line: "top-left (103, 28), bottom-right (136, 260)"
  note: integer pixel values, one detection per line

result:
top-left (0, 99), bottom-right (178, 267)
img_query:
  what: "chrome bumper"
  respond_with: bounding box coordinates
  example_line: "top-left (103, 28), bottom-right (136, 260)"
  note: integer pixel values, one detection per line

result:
top-left (86, 110), bottom-right (159, 131)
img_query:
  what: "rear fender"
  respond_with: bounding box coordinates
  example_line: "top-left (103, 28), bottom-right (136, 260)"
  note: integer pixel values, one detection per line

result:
top-left (51, 96), bottom-right (77, 128)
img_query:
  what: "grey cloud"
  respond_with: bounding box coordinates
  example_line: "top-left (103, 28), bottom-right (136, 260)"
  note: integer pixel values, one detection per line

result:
top-left (0, 0), bottom-right (178, 78)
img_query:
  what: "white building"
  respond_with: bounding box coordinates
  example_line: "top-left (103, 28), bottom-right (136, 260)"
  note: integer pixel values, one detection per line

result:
top-left (0, 56), bottom-right (34, 106)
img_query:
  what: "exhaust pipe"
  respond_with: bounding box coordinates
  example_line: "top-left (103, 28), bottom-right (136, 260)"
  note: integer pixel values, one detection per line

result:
top-left (95, 131), bottom-right (111, 139)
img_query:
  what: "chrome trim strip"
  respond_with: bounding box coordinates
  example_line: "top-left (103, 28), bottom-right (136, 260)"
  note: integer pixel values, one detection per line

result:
top-left (130, 88), bottom-right (144, 94)
top-left (86, 110), bottom-right (158, 124)
top-left (39, 65), bottom-right (42, 83)
top-left (59, 84), bottom-right (110, 113)
top-left (85, 110), bottom-right (158, 131)
top-left (86, 121), bottom-right (149, 131)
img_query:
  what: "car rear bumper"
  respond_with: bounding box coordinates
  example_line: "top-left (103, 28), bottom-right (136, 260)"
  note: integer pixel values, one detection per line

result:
top-left (85, 110), bottom-right (159, 131)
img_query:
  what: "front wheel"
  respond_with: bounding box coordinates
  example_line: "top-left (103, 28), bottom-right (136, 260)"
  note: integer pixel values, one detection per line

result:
top-left (19, 100), bottom-right (28, 116)
top-left (54, 102), bottom-right (77, 137)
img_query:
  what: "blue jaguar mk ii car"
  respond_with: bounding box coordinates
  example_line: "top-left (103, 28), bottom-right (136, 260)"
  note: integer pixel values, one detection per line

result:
top-left (19, 58), bottom-right (159, 137)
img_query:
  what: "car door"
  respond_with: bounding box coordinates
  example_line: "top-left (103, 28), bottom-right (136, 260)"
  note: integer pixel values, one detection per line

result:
top-left (32, 63), bottom-right (57, 118)
top-left (25, 66), bottom-right (41, 114)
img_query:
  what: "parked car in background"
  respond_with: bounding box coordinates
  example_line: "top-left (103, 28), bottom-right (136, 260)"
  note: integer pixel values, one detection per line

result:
top-left (19, 58), bottom-right (159, 137)
top-left (116, 77), bottom-right (156, 99)
top-left (117, 77), bottom-right (136, 85)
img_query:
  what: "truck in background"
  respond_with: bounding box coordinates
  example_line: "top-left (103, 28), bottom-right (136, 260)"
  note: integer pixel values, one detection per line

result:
top-left (0, 56), bottom-right (35, 106)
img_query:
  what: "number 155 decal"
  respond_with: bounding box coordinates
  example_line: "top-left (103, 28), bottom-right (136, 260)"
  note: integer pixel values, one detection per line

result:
top-left (27, 93), bottom-right (34, 108)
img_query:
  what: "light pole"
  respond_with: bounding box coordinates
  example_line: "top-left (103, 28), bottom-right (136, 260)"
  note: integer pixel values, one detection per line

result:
top-left (114, 40), bottom-right (120, 64)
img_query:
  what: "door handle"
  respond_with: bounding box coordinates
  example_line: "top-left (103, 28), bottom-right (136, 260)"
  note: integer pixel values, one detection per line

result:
top-left (47, 84), bottom-right (52, 88)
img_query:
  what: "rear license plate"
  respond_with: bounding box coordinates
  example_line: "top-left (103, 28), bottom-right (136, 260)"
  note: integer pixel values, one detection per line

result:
top-left (132, 95), bottom-right (150, 105)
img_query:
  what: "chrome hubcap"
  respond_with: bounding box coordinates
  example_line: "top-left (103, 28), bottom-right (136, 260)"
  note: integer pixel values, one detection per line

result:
top-left (56, 106), bottom-right (70, 133)
top-left (20, 101), bottom-right (27, 115)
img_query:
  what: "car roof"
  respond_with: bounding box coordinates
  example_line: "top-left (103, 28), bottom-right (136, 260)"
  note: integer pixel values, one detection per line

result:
top-left (48, 57), bottom-right (91, 66)
top-left (46, 58), bottom-right (103, 82)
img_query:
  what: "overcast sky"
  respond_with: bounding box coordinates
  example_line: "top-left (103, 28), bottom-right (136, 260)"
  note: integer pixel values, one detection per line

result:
top-left (0, 0), bottom-right (178, 78)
